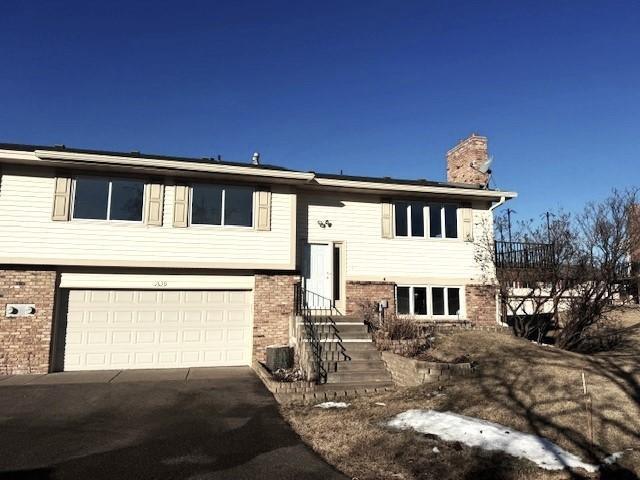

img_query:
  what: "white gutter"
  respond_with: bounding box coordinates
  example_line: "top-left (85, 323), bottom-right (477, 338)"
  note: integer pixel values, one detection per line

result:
top-left (490, 195), bottom-right (508, 211)
top-left (29, 149), bottom-right (316, 182)
top-left (313, 177), bottom-right (517, 200)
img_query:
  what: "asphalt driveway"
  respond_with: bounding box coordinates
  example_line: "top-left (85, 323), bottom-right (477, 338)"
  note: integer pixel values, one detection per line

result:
top-left (0, 367), bottom-right (347, 480)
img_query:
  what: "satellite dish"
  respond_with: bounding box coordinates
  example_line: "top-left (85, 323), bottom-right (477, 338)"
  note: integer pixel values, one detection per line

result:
top-left (478, 155), bottom-right (493, 173)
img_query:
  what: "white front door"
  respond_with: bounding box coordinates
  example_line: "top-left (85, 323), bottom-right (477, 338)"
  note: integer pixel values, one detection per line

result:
top-left (303, 243), bottom-right (332, 308)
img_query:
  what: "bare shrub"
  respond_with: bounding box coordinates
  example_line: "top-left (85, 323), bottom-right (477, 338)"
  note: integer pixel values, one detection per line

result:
top-left (357, 300), bottom-right (381, 330)
top-left (272, 368), bottom-right (305, 382)
top-left (383, 316), bottom-right (419, 340)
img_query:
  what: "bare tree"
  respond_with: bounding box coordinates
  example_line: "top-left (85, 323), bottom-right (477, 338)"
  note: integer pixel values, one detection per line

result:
top-left (556, 189), bottom-right (639, 351)
top-left (479, 188), bottom-right (639, 351)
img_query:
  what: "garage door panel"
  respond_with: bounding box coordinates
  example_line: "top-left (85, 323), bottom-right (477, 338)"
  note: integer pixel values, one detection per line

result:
top-left (64, 289), bottom-right (253, 371)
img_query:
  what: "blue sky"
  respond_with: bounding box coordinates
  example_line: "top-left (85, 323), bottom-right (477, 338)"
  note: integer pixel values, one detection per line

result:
top-left (1, 1), bottom-right (639, 222)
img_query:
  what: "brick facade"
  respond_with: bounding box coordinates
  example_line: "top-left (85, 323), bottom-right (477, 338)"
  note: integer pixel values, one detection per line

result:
top-left (465, 284), bottom-right (498, 325)
top-left (0, 267), bottom-right (57, 375)
top-left (345, 280), bottom-right (395, 317)
top-left (253, 273), bottom-right (298, 362)
top-left (446, 134), bottom-right (490, 186)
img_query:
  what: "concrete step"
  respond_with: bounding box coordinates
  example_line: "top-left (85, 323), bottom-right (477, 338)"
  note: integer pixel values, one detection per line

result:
top-left (320, 349), bottom-right (381, 361)
top-left (324, 359), bottom-right (387, 372)
top-left (308, 315), bottom-right (366, 324)
top-left (318, 339), bottom-right (373, 350)
top-left (311, 380), bottom-right (394, 392)
top-left (326, 370), bottom-right (393, 384)
top-left (316, 332), bottom-right (371, 341)
top-left (336, 360), bottom-right (387, 372)
top-left (310, 323), bottom-right (369, 336)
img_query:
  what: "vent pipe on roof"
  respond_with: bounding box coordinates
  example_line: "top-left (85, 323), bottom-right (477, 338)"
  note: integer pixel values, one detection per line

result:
top-left (252, 152), bottom-right (260, 165)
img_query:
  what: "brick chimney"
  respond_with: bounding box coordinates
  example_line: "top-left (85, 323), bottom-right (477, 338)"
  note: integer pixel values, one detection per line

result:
top-left (446, 133), bottom-right (490, 187)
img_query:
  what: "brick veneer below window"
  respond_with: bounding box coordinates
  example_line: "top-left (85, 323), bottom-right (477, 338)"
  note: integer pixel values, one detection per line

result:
top-left (0, 267), bottom-right (57, 375)
top-left (465, 284), bottom-right (498, 325)
top-left (253, 273), bottom-right (298, 362)
top-left (345, 280), bottom-right (396, 317)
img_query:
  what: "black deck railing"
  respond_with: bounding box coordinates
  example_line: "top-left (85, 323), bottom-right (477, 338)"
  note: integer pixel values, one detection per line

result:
top-left (294, 283), bottom-right (350, 384)
top-left (494, 241), bottom-right (555, 270)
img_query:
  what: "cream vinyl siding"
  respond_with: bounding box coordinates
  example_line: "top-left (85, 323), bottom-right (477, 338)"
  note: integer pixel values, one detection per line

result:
top-left (298, 192), bottom-right (494, 282)
top-left (0, 167), bottom-right (294, 269)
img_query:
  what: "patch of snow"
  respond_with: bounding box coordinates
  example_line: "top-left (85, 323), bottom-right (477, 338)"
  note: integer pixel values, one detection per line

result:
top-left (603, 450), bottom-right (629, 465)
top-left (375, 402), bottom-right (386, 406)
top-left (387, 410), bottom-right (597, 472)
top-left (314, 401), bottom-right (350, 409)
top-left (432, 447), bottom-right (440, 453)
top-left (530, 341), bottom-right (555, 347)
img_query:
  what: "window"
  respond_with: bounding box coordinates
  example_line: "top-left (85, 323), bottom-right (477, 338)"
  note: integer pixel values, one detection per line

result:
top-left (429, 203), bottom-right (458, 238)
top-left (432, 286), bottom-right (461, 316)
top-left (414, 287), bottom-right (427, 315)
top-left (395, 202), bottom-right (408, 237)
top-left (397, 287), bottom-right (411, 314)
top-left (73, 177), bottom-right (144, 221)
top-left (429, 204), bottom-right (441, 238)
top-left (396, 285), bottom-right (462, 317)
top-left (447, 288), bottom-right (461, 316)
top-left (394, 201), bottom-right (424, 237)
top-left (333, 245), bottom-right (342, 301)
top-left (410, 202), bottom-right (424, 237)
top-left (394, 202), bottom-right (458, 239)
top-left (444, 205), bottom-right (458, 238)
top-left (191, 184), bottom-right (253, 227)
top-left (432, 287), bottom-right (445, 315)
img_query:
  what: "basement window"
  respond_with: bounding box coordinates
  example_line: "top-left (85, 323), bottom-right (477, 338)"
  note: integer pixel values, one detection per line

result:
top-left (396, 285), bottom-right (462, 317)
top-left (72, 176), bottom-right (144, 221)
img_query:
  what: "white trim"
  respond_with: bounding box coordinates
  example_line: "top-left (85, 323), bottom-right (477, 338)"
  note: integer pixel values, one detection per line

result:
top-left (32, 149), bottom-right (315, 181)
top-left (313, 176), bottom-right (517, 200)
top-left (59, 272), bottom-right (256, 290)
top-left (396, 284), bottom-right (466, 320)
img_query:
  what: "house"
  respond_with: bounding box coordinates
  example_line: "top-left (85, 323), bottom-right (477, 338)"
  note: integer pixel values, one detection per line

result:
top-left (0, 134), bottom-right (516, 376)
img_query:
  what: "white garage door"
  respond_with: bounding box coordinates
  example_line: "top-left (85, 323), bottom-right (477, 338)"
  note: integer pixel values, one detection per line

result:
top-left (64, 289), bottom-right (252, 371)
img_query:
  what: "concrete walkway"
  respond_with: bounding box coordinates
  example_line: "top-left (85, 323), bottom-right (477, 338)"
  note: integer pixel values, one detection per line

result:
top-left (0, 367), bottom-right (231, 386)
top-left (0, 367), bottom-right (348, 479)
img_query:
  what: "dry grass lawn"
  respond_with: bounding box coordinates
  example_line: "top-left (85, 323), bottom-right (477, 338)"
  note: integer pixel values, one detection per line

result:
top-left (283, 308), bottom-right (640, 480)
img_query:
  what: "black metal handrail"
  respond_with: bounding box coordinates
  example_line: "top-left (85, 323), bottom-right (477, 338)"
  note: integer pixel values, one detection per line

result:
top-left (495, 241), bottom-right (555, 270)
top-left (294, 282), bottom-right (350, 384)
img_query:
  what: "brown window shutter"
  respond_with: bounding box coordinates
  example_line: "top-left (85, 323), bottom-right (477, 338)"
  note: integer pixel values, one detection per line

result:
top-left (145, 183), bottom-right (165, 226)
top-left (462, 202), bottom-right (474, 242)
top-left (381, 199), bottom-right (393, 238)
top-left (255, 189), bottom-right (272, 231)
top-left (52, 176), bottom-right (72, 221)
top-left (173, 185), bottom-right (189, 228)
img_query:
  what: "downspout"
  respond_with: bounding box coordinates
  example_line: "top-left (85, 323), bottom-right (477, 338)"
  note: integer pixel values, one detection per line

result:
top-left (490, 195), bottom-right (507, 212)
top-left (489, 195), bottom-right (507, 325)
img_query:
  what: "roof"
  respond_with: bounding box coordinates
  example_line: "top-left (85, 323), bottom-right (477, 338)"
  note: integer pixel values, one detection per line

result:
top-left (0, 141), bottom-right (517, 199)
top-left (0, 142), bottom-right (293, 173)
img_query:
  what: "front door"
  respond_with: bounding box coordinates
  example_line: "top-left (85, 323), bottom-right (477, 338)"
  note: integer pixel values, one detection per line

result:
top-left (303, 243), bottom-right (332, 309)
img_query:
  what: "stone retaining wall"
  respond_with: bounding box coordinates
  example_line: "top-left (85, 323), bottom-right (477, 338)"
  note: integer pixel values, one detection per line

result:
top-left (381, 351), bottom-right (476, 387)
top-left (253, 361), bottom-right (392, 404)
